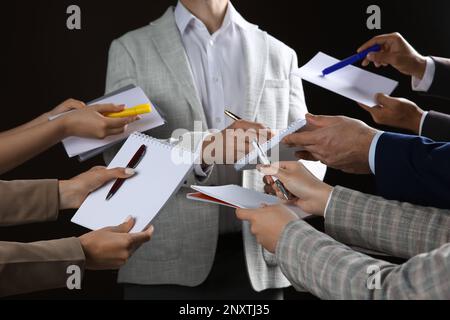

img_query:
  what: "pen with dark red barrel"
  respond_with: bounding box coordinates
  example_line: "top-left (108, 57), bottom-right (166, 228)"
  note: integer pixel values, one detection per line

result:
top-left (106, 144), bottom-right (147, 201)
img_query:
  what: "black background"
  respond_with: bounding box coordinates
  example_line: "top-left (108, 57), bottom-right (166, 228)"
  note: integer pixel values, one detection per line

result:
top-left (1, 0), bottom-right (449, 299)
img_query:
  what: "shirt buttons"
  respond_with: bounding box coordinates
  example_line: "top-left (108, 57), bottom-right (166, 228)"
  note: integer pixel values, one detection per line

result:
top-left (209, 39), bottom-right (215, 46)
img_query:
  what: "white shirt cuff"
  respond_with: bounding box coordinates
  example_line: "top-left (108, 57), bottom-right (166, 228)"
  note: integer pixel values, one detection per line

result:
top-left (418, 111), bottom-right (429, 137)
top-left (323, 189), bottom-right (334, 218)
top-left (411, 57), bottom-right (435, 92)
top-left (368, 131), bottom-right (384, 175)
top-left (192, 132), bottom-right (216, 178)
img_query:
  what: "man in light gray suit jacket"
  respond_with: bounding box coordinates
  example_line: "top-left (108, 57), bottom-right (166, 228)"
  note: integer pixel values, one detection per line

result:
top-left (237, 162), bottom-right (450, 299)
top-left (104, 0), bottom-right (307, 299)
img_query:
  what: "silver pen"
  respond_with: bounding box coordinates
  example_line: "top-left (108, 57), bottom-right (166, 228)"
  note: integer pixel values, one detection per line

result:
top-left (252, 139), bottom-right (290, 200)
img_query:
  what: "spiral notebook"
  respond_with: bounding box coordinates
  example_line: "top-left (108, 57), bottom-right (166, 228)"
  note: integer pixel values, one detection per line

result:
top-left (71, 132), bottom-right (196, 233)
top-left (234, 118), bottom-right (307, 171)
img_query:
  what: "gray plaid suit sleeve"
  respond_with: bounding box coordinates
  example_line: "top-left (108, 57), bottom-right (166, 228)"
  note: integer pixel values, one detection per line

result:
top-left (276, 220), bottom-right (450, 300)
top-left (325, 187), bottom-right (450, 259)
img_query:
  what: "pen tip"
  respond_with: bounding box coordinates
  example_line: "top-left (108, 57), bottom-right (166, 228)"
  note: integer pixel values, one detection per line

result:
top-left (106, 193), bottom-right (113, 201)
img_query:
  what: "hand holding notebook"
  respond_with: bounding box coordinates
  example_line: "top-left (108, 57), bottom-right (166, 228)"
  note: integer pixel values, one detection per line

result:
top-left (61, 86), bottom-right (165, 159)
top-left (72, 132), bottom-right (196, 233)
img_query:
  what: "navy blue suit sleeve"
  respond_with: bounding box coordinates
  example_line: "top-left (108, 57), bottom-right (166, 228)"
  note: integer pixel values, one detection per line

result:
top-left (427, 57), bottom-right (450, 100)
top-left (375, 132), bottom-right (450, 209)
top-left (422, 111), bottom-right (450, 142)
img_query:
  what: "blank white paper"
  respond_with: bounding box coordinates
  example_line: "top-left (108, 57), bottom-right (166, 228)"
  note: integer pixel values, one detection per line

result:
top-left (293, 52), bottom-right (398, 107)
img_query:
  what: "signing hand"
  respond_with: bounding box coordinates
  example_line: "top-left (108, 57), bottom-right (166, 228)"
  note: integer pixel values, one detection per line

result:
top-left (60, 104), bottom-right (140, 139)
top-left (202, 120), bottom-right (274, 165)
top-left (359, 94), bottom-right (425, 134)
top-left (59, 167), bottom-right (136, 210)
top-left (79, 217), bottom-right (153, 270)
top-left (359, 32), bottom-right (427, 79)
top-left (259, 161), bottom-right (333, 216)
top-left (236, 204), bottom-right (299, 253)
top-left (282, 114), bottom-right (379, 174)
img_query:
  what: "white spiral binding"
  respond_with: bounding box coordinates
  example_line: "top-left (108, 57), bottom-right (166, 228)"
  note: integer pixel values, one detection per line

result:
top-left (130, 132), bottom-right (174, 150)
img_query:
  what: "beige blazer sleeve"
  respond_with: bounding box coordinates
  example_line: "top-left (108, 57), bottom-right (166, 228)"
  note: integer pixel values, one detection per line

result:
top-left (0, 179), bottom-right (86, 297)
top-left (0, 180), bottom-right (60, 226)
top-left (0, 238), bottom-right (85, 297)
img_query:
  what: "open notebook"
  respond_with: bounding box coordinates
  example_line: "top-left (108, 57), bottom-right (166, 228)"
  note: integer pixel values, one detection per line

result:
top-left (72, 132), bottom-right (196, 233)
top-left (188, 185), bottom-right (310, 219)
top-left (62, 86), bottom-right (166, 158)
top-left (235, 118), bottom-right (308, 171)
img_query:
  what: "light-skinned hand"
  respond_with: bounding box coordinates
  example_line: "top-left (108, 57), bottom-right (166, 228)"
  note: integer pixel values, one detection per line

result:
top-left (282, 114), bottom-right (379, 174)
top-left (79, 217), bottom-right (153, 270)
top-left (358, 32), bottom-right (427, 79)
top-left (47, 98), bottom-right (86, 118)
top-left (58, 166), bottom-right (136, 210)
top-left (202, 120), bottom-right (274, 165)
top-left (236, 204), bottom-right (299, 253)
top-left (259, 161), bottom-right (333, 217)
top-left (60, 104), bottom-right (140, 139)
top-left (359, 94), bottom-right (424, 134)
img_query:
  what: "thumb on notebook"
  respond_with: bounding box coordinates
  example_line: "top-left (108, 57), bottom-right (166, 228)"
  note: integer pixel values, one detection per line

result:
top-left (235, 208), bottom-right (256, 222)
top-left (78, 216), bottom-right (153, 270)
top-left (109, 216), bottom-right (136, 233)
top-left (104, 167), bottom-right (136, 180)
top-left (59, 167), bottom-right (136, 210)
top-left (80, 166), bottom-right (136, 193)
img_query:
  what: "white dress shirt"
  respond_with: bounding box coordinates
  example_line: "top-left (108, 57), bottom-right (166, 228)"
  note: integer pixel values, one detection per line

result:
top-left (175, 1), bottom-right (250, 131)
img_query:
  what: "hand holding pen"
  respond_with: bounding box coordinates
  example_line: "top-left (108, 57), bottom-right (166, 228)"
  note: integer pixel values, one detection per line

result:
top-left (224, 109), bottom-right (290, 200)
top-left (259, 161), bottom-right (333, 217)
top-left (106, 144), bottom-right (147, 201)
top-left (252, 139), bottom-right (291, 200)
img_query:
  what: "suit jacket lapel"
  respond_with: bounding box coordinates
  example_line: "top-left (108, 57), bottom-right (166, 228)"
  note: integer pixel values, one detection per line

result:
top-left (241, 28), bottom-right (269, 121)
top-left (151, 8), bottom-right (208, 127)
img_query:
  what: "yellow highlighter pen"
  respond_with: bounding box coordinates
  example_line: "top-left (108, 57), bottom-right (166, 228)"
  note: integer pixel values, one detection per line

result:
top-left (106, 103), bottom-right (152, 118)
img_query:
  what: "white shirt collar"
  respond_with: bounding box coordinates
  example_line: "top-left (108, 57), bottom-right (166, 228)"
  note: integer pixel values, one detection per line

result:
top-left (174, 1), bottom-right (255, 35)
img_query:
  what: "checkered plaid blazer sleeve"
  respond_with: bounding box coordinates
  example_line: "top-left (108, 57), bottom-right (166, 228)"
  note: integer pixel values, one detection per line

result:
top-left (325, 187), bottom-right (450, 259)
top-left (275, 187), bottom-right (450, 300)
